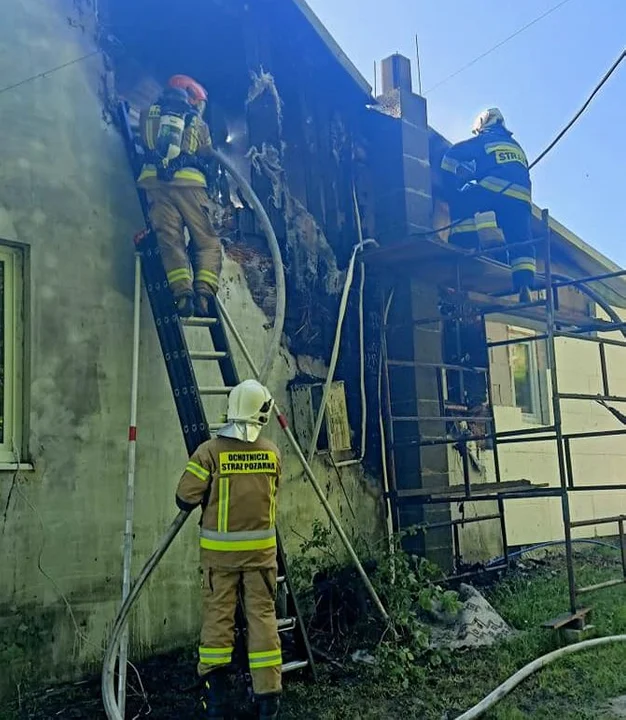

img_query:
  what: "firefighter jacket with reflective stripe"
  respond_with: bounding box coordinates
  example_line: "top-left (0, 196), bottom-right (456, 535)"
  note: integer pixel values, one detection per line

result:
top-left (441, 126), bottom-right (531, 205)
top-left (176, 436), bottom-right (281, 570)
top-left (138, 104), bottom-right (212, 189)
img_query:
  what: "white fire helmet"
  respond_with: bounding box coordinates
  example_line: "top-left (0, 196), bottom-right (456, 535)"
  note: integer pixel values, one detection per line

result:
top-left (216, 379), bottom-right (274, 443)
top-left (472, 108), bottom-right (506, 135)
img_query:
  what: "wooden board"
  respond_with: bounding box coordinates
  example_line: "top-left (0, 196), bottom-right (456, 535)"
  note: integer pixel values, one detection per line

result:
top-left (388, 479), bottom-right (550, 501)
top-left (363, 235), bottom-right (542, 296)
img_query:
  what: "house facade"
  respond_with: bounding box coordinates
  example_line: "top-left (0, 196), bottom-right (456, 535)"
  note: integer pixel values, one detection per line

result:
top-left (1, 0), bottom-right (624, 697)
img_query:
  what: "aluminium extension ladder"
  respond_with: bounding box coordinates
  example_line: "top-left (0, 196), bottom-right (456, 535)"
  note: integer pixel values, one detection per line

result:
top-left (117, 100), bottom-right (316, 684)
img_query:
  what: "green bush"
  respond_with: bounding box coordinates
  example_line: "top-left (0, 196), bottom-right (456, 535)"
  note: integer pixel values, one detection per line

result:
top-left (289, 521), bottom-right (460, 688)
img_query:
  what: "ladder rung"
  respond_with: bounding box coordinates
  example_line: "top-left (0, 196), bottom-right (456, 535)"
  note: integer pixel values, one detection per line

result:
top-left (182, 317), bottom-right (219, 327)
top-left (209, 423), bottom-right (228, 431)
top-left (277, 575), bottom-right (286, 584)
top-left (199, 386), bottom-right (234, 395)
top-left (278, 617), bottom-right (297, 632)
top-left (281, 660), bottom-right (308, 673)
top-left (190, 351), bottom-right (228, 361)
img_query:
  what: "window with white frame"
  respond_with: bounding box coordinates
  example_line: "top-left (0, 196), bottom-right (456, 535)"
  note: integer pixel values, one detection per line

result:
top-left (508, 326), bottom-right (543, 421)
top-left (0, 244), bottom-right (24, 464)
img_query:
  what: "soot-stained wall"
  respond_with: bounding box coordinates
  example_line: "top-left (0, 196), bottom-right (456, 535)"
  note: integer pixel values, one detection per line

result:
top-left (104, 0), bottom-right (381, 464)
top-left (0, 0), bottom-right (385, 699)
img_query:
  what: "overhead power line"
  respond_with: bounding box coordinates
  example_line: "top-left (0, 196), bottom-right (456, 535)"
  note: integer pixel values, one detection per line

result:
top-left (530, 48), bottom-right (626, 169)
top-left (425, 0), bottom-right (575, 94)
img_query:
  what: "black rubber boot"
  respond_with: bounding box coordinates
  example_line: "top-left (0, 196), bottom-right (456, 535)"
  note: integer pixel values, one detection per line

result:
top-left (518, 285), bottom-right (532, 304)
top-left (201, 671), bottom-right (228, 719)
top-left (256, 694), bottom-right (280, 720)
top-left (175, 293), bottom-right (194, 318)
top-left (194, 292), bottom-right (213, 318)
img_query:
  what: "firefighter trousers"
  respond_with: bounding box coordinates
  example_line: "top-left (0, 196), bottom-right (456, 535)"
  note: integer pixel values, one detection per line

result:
top-left (448, 186), bottom-right (535, 290)
top-left (145, 186), bottom-right (222, 299)
top-left (198, 565), bottom-right (282, 697)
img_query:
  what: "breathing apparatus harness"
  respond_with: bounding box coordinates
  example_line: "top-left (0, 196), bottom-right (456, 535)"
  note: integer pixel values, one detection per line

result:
top-left (149, 87), bottom-right (207, 182)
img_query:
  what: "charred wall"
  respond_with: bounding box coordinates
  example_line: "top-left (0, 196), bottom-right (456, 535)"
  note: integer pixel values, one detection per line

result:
top-left (104, 0), bottom-right (380, 463)
top-left (0, 0), bottom-right (386, 700)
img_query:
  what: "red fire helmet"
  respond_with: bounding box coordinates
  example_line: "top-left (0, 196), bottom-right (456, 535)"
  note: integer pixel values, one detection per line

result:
top-left (168, 75), bottom-right (208, 107)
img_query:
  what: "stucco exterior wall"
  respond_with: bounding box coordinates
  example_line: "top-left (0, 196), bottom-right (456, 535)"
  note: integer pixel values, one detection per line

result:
top-left (0, 0), bottom-right (382, 698)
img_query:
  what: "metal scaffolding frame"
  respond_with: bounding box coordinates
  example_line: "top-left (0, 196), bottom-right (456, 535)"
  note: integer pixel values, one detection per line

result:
top-left (376, 209), bottom-right (626, 624)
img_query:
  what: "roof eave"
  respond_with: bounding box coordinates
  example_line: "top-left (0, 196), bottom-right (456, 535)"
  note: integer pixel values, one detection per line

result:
top-left (290, 0), bottom-right (373, 98)
top-left (532, 206), bottom-right (626, 308)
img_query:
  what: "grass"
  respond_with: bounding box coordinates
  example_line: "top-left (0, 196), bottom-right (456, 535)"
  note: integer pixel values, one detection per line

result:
top-left (281, 548), bottom-right (626, 719)
top-left (3, 549), bottom-right (626, 719)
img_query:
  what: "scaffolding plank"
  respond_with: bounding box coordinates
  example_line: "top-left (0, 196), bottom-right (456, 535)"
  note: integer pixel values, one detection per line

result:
top-left (542, 607), bottom-right (592, 630)
top-left (463, 289), bottom-right (611, 330)
top-left (363, 235), bottom-right (545, 296)
top-left (390, 479), bottom-right (548, 500)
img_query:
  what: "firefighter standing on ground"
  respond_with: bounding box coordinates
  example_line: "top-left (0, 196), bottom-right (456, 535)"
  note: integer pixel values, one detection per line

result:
top-left (441, 108), bottom-right (536, 302)
top-left (138, 75), bottom-right (221, 318)
top-left (176, 380), bottom-right (283, 720)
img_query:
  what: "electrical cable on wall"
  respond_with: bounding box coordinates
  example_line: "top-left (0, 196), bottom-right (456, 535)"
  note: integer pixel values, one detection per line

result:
top-left (0, 51), bottom-right (100, 97)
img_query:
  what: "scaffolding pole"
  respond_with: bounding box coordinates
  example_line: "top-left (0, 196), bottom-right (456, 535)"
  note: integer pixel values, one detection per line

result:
top-left (117, 252), bottom-right (142, 713)
top-left (375, 206), bottom-right (626, 623)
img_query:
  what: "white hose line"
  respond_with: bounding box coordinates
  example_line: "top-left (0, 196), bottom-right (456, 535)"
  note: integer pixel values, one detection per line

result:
top-left (209, 147), bottom-right (286, 386)
top-left (335, 186), bottom-right (370, 469)
top-left (457, 634), bottom-right (626, 720)
top-left (378, 291), bottom-right (396, 561)
top-left (306, 238), bottom-right (377, 463)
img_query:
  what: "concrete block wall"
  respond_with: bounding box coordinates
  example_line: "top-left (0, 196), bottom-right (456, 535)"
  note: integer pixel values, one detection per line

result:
top-left (411, 283), bottom-right (453, 570)
top-left (371, 54), bottom-right (452, 569)
top-left (374, 55), bottom-right (433, 244)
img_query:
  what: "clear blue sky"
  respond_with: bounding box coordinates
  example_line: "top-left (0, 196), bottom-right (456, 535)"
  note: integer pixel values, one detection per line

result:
top-left (306, 0), bottom-right (626, 266)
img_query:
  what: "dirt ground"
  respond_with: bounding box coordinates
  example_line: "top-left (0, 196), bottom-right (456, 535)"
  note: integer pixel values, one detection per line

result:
top-left (5, 551), bottom-right (626, 719)
top-left (3, 649), bottom-right (314, 720)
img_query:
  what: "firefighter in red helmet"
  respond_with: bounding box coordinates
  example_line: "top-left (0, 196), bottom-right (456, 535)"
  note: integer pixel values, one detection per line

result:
top-left (137, 75), bottom-right (221, 318)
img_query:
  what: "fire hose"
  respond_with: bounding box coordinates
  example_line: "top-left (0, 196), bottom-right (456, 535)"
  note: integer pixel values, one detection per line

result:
top-left (456, 635), bottom-right (626, 719)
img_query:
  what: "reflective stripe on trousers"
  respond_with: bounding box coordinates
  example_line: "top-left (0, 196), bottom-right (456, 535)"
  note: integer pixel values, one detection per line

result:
top-left (195, 269), bottom-right (219, 291)
top-left (511, 256), bottom-right (537, 273)
top-left (248, 649), bottom-right (283, 670)
top-left (449, 218), bottom-right (478, 236)
top-left (198, 646), bottom-right (233, 667)
top-left (167, 268), bottom-right (192, 285)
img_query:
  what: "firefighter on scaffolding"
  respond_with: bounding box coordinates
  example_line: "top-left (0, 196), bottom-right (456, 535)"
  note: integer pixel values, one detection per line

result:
top-left (138, 75), bottom-right (221, 318)
top-left (441, 108), bottom-right (536, 303)
top-left (176, 380), bottom-right (283, 720)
